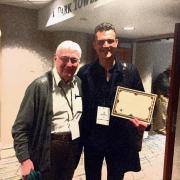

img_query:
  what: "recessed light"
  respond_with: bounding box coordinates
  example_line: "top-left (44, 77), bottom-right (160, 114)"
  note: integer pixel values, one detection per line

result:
top-left (123, 26), bottom-right (135, 31)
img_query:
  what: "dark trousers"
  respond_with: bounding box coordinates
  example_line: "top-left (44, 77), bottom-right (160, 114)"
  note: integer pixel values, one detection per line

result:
top-left (84, 148), bottom-right (124, 180)
top-left (49, 133), bottom-right (82, 180)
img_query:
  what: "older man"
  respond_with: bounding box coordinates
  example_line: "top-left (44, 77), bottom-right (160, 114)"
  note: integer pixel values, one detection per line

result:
top-left (12, 40), bottom-right (82, 180)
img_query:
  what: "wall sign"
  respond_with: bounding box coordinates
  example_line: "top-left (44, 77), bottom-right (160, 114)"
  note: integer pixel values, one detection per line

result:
top-left (53, 0), bottom-right (98, 17)
top-left (46, 0), bottom-right (98, 26)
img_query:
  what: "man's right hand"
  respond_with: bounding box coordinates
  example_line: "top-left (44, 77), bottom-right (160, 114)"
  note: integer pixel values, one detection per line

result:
top-left (21, 159), bottom-right (34, 179)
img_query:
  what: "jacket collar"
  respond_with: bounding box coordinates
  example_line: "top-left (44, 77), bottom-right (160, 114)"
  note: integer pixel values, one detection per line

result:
top-left (93, 56), bottom-right (124, 75)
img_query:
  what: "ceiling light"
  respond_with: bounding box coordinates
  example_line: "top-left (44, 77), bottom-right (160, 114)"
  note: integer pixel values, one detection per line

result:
top-left (123, 26), bottom-right (135, 31)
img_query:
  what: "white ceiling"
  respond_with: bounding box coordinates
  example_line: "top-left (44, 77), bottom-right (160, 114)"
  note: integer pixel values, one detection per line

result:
top-left (0, 0), bottom-right (180, 40)
top-left (0, 0), bottom-right (52, 9)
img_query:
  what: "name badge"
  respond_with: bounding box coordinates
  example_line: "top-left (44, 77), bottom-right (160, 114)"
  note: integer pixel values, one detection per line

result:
top-left (74, 96), bottom-right (82, 112)
top-left (96, 106), bottom-right (110, 126)
top-left (69, 112), bottom-right (82, 140)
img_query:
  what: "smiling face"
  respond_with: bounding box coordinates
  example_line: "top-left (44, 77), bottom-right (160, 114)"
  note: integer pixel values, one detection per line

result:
top-left (54, 48), bottom-right (80, 82)
top-left (93, 30), bottom-right (118, 67)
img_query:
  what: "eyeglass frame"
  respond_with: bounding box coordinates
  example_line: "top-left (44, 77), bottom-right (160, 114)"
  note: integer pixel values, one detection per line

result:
top-left (56, 55), bottom-right (80, 64)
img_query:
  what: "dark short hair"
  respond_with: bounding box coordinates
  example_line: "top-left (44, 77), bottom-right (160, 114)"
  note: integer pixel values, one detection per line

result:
top-left (94, 22), bottom-right (116, 35)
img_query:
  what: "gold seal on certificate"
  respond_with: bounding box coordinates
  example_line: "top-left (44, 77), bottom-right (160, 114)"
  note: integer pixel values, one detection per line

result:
top-left (111, 87), bottom-right (157, 123)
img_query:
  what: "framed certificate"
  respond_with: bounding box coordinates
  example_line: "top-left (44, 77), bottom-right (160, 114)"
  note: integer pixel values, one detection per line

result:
top-left (111, 87), bottom-right (157, 123)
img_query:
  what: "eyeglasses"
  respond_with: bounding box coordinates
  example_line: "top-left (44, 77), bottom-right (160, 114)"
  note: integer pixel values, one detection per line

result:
top-left (96, 39), bottom-right (116, 46)
top-left (58, 56), bottom-right (79, 64)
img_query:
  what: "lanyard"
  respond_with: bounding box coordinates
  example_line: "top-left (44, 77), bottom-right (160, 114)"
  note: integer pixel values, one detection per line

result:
top-left (59, 84), bottom-right (74, 117)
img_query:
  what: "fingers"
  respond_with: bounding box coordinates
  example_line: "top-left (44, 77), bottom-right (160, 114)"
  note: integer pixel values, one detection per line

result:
top-left (129, 118), bottom-right (139, 127)
top-left (138, 123), bottom-right (147, 132)
top-left (21, 159), bottom-right (34, 177)
top-left (22, 176), bottom-right (26, 180)
top-left (129, 118), bottom-right (148, 131)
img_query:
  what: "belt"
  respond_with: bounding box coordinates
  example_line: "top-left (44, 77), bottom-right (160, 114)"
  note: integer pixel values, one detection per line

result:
top-left (51, 132), bottom-right (72, 141)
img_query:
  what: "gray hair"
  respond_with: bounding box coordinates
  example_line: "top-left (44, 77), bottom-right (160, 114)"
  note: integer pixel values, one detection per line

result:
top-left (56, 40), bottom-right (82, 58)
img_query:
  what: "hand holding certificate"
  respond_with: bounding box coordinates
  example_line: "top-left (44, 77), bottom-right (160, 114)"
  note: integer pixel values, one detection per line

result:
top-left (129, 118), bottom-right (149, 131)
top-left (111, 87), bottom-right (157, 123)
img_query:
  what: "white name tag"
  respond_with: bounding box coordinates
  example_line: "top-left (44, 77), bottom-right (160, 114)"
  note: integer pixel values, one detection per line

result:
top-left (74, 96), bottom-right (82, 112)
top-left (96, 106), bottom-right (110, 126)
top-left (69, 112), bottom-right (82, 140)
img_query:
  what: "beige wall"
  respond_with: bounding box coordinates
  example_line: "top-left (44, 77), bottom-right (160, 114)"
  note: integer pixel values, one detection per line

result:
top-left (0, 5), bottom-right (52, 146)
top-left (0, 4), bottom-right (94, 147)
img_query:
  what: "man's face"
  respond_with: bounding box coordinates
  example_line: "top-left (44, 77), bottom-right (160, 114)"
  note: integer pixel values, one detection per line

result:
top-left (54, 49), bottom-right (80, 82)
top-left (93, 30), bottom-right (118, 61)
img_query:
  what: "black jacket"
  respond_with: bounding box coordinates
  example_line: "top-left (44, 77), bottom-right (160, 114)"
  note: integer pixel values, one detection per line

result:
top-left (77, 58), bottom-right (144, 172)
top-left (12, 71), bottom-right (53, 173)
top-left (153, 69), bottom-right (170, 97)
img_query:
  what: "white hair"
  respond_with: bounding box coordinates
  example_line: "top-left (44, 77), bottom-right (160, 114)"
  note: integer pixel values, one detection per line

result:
top-left (56, 40), bottom-right (82, 58)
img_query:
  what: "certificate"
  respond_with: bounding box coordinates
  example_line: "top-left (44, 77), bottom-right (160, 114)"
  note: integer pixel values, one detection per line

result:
top-left (111, 87), bottom-right (157, 123)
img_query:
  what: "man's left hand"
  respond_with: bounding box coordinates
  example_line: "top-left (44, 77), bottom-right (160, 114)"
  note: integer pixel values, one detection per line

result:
top-left (129, 118), bottom-right (148, 131)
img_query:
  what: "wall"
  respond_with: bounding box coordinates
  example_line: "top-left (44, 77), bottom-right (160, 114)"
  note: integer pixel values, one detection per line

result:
top-left (0, 5), bottom-right (52, 147)
top-left (135, 39), bottom-right (173, 93)
top-left (0, 4), bottom-right (94, 149)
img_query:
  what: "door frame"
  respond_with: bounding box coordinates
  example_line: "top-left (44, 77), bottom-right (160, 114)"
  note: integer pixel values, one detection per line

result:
top-left (163, 23), bottom-right (180, 180)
